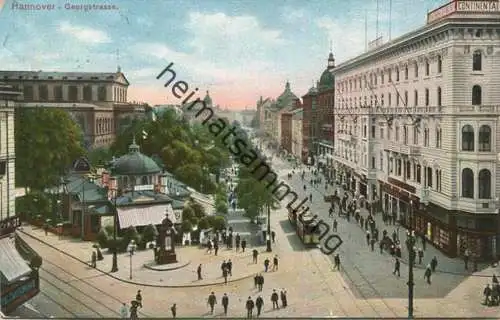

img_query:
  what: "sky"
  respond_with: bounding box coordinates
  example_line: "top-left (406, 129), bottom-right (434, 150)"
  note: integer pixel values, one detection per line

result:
top-left (0, 0), bottom-right (448, 109)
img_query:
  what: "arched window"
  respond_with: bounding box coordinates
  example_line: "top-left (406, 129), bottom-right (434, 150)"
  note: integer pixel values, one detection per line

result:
top-left (478, 169), bottom-right (491, 199)
top-left (427, 167), bottom-right (433, 188)
top-left (462, 124), bottom-right (475, 151)
top-left (425, 60), bottom-right (430, 76)
top-left (437, 87), bottom-right (442, 106)
top-left (461, 168), bottom-right (474, 198)
top-left (405, 65), bottom-right (409, 80)
top-left (414, 62), bottom-right (419, 78)
top-left (437, 55), bottom-right (442, 74)
top-left (473, 50), bottom-right (482, 71)
top-left (472, 85), bottom-right (482, 105)
top-left (395, 67), bottom-right (400, 82)
top-left (479, 125), bottom-right (491, 151)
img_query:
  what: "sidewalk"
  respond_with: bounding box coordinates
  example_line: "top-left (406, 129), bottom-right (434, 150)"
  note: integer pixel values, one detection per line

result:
top-left (19, 224), bottom-right (273, 288)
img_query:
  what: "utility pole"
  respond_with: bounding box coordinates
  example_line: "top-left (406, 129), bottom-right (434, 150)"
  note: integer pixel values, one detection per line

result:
top-left (266, 204), bottom-right (272, 252)
top-left (408, 200), bottom-right (415, 318)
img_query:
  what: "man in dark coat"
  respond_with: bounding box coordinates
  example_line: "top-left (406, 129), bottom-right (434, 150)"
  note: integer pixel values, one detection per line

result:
top-left (424, 265), bottom-right (432, 284)
top-left (227, 259), bottom-right (233, 276)
top-left (222, 293), bottom-right (229, 315)
top-left (271, 290), bottom-right (279, 309)
top-left (214, 242), bottom-right (219, 256)
top-left (246, 297), bottom-right (255, 318)
top-left (271, 231), bottom-right (276, 243)
top-left (254, 273), bottom-right (259, 289)
top-left (241, 239), bottom-right (247, 252)
top-left (221, 260), bottom-right (227, 277)
top-left (264, 258), bottom-right (270, 272)
top-left (197, 264), bottom-right (203, 280)
top-left (393, 258), bottom-right (400, 277)
top-left (207, 292), bottom-right (217, 314)
top-left (223, 267), bottom-right (228, 284)
top-left (252, 249), bottom-right (259, 264)
top-left (135, 290), bottom-right (142, 308)
top-left (430, 256), bottom-right (438, 272)
top-left (235, 233), bottom-right (241, 252)
top-left (280, 289), bottom-right (287, 307)
top-left (272, 255), bottom-right (279, 271)
top-left (258, 274), bottom-right (264, 292)
top-left (255, 295), bottom-right (264, 316)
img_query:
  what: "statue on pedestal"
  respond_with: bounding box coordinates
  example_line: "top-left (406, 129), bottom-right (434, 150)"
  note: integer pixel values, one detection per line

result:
top-left (156, 212), bottom-right (178, 265)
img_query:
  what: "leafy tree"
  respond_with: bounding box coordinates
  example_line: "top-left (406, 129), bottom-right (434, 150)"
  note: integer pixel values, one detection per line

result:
top-left (181, 220), bottom-right (193, 233)
top-left (188, 200), bottom-right (206, 219)
top-left (175, 164), bottom-right (204, 190)
top-left (182, 206), bottom-right (195, 223)
top-left (216, 201), bottom-right (228, 215)
top-left (87, 147), bottom-right (113, 167)
top-left (142, 224), bottom-right (158, 243)
top-left (208, 215), bottom-right (226, 231)
top-left (123, 226), bottom-right (141, 248)
top-left (236, 166), bottom-right (278, 220)
top-left (96, 229), bottom-right (110, 248)
top-left (198, 216), bottom-right (209, 230)
top-left (15, 108), bottom-right (85, 191)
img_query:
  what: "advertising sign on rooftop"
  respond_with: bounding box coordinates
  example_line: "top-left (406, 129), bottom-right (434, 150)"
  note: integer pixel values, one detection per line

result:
top-left (427, 0), bottom-right (500, 24)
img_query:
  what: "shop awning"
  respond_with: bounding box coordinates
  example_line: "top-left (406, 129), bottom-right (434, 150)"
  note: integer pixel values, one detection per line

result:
top-left (0, 237), bottom-right (32, 283)
top-left (117, 204), bottom-right (176, 229)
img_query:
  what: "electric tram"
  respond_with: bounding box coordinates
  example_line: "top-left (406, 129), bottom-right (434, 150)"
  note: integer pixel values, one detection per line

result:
top-left (287, 207), bottom-right (321, 246)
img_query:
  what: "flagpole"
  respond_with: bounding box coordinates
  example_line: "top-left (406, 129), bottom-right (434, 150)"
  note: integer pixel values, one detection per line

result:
top-left (389, 0), bottom-right (392, 40)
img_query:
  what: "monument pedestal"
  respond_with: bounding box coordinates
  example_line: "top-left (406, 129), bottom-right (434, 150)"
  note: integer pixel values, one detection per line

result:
top-left (156, 248), bottom-right (178, 265)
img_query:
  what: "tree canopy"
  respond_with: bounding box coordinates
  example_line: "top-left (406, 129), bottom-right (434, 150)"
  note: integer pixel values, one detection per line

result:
top-left (111, 109), bottom-right (231, 193)
top-left (15, 108), bottom-right (85, 191)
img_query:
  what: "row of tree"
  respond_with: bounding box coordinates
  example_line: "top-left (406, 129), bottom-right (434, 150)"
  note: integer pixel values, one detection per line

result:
top-left (15, 107), bottom-right (232, 195)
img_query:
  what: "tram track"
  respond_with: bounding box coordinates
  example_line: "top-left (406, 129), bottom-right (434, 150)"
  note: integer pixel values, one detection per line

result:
top-left (276, 159), bottom-right (398, 317)
top-left (20, 231), bottom-right (152, 318)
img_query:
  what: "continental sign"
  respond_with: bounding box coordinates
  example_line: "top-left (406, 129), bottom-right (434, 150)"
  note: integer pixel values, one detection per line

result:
top-left (427, 0), bottom-right (500, 24)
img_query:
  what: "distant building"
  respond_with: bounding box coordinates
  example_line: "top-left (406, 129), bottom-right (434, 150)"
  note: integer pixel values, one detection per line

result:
top-left (0, 84), bottom-right (18, 221)
top-left (291, 108), bottom-right (303, 159)
top-left (0, 68), bottom-right (146, 149)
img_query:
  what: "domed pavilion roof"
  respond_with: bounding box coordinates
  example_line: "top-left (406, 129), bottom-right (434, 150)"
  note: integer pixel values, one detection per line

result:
top-left (318, 69), bottom-right (334, 90)
top-left (112, 139), bottom-right (162, 176)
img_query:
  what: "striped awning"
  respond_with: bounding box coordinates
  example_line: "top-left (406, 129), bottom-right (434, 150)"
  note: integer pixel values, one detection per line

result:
top-left (117, 204), bottom-right (176, 229)
top-left (0, 237), bottom-right (32, 283)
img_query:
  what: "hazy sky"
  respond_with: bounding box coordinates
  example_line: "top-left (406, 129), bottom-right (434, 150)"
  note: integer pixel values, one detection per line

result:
top-left (0, 0), bottom-right (447, 109)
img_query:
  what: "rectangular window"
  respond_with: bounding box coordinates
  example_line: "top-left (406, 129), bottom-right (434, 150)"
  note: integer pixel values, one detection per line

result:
top-left (413, 127), bottom-right (419, 144)
top-left (424, 128), bottom-right (429, 147)
top-left (39, 85), bottom-right (48, 101)
top-left (23, 85), bottom-right (34, 100)
top-left (371, 125), bottom-right (375, 138)
top-left (371, 156), bottom-right (376, 169)
top-left (395, 127), bottom-right (400, 141)
top-left (388, 93), bottom-right (392, 106)
top-left (380, 128), bottom-right (384, 139)
top-left (425, 89), bottom-right (429, 106)
top-left (54, 85), bottom-right (63, 101)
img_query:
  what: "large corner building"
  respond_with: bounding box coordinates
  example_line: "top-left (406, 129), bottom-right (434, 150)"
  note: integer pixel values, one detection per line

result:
top-left (331, 0), bottom-right (500, 260)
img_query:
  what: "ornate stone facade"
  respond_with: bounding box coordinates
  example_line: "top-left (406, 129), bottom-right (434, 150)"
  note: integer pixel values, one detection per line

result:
top-left (332, 9), bottom-right (500, 260)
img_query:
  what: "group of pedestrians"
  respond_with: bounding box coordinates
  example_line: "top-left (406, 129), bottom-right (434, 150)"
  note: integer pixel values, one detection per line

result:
top-left (206, 287), bottom-right (288, 318)
top-left (483, 275), bottom-right (500, 306)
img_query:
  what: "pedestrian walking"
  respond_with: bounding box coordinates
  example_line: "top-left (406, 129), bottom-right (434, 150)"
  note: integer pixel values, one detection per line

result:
top-left (431, 256), bottom-right (438, 272)
top-left (418, 248), bottom-right (424, 264)
top-left (334, 254), bottom-right (341, 270)
top-left (271, 290), bottom-right (279, 309)
top-left (333, 219), bottom-right (338, 232)
top-left (120, 302), bottom-right (128, 319)
top-left (241, 239), bottom-right (247, 252)
top-left (130, 301), bottom-right (139, 320)
top-left (258, 274), bottom-right (264, 291)
top-left (236, 233), bottom-right (241, 252)
top-left (254, 273), bottom-right (259, 289)
top-left (223, 267), bottom-right (229, 284)
top-left (379, 240), bottom-right (384, 254)
top-left (91, 251), bottom-right (97, 268)
top-left (271, 230), bottom-right (276, 243)
top-left (197, 264), bottom-right (202, 280)
top-left (222, 293), bottom-right (229, 316)
top-left (135, 290), bottom-right (143, 308)
top-left (252, 249), bottom-right (259, 264)
top-left (484, 284), bottom-right (492, 305)
top-left (424, 265), bottom-right (432, 284)
top-left (366, 231), bottom-right (370, 246)
top-left (221, 260), bottom-right (227, 277)
top-left (264, 258), bottom-right (270, 272)
top-left (256, 296), bottom-right (264, 317)
top-left (421, 234), bottom-right (426, 251)
top-left (370, 238), bottom-right (375, 252)
top-left (214, 242), bottom-right (219, 256)
top-left (464, 249), bottom-right (470, 270)
top-left (171, 303), bottom-right (176, 318)
top-left (280, 289), bottom-right (287, 307)
top-left (393, 258), bottom-right (400, 277)
top-left (246, 297), bottom-right (255, 318)
top-left (207, 292), bottom-right (217, 314)
top-left (227, 259), bottom-right (233, 276)
top-left (272, 255), bottom-right (279, 271)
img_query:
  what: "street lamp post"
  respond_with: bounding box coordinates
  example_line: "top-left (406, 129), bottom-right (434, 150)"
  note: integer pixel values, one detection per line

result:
top-left (110, 177), bottom-right (119, 273)
top-left (407, 200), bottom-right (415, 319)
top-left (127, 240), bottom-right (137, 280)
top-left (266, 204), bottom-right (272, 252)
